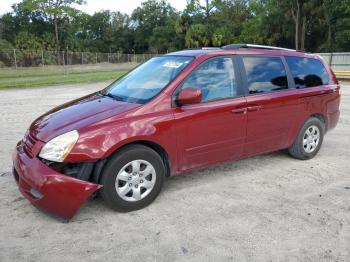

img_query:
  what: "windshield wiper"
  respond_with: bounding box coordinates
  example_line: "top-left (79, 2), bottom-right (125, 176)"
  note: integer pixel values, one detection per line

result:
top-left (104, 92), bottom-right (124, 101)
top-left (97, 90), bottom-right (105, 96)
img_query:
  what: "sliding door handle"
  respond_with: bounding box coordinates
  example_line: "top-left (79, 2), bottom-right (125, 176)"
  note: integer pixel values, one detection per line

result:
top-left (247, 105), bottom-right (263, 112)
top-left (231, 108), bottom-right (247, 114)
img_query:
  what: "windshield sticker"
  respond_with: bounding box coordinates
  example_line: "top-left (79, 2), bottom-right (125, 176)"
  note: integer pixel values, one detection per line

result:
top-left (163, 61), bottom-right (184, 68)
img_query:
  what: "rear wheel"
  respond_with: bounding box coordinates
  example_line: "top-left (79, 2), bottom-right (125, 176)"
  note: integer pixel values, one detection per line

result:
top-left (100, 144), bottom-right (165, 211)
top-left (288, 117), bottom-right (325, 160)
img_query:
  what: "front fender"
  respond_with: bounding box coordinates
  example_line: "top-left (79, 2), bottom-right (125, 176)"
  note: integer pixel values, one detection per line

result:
top-left (65, 112), bottom-right (178, 174)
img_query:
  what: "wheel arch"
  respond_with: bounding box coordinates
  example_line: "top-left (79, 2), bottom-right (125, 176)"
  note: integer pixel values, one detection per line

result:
top-left (309, 113), bottom-right (327, 131)
top-left (106, 140), bottom-right (171, 178)
top-left (288, 112), bottom-right (327, 149)
top-left (288, 113), bottom-right (325, 160)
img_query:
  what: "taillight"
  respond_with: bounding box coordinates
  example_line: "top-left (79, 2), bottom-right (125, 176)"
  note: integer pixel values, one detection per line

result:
top-left (329, 68), bottom-right (339, 85)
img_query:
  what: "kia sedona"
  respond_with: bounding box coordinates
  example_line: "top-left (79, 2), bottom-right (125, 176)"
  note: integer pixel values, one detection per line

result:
top-left (13, 44), bottom-right (340, 219)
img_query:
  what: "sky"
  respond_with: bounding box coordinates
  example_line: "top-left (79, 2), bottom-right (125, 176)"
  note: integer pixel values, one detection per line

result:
top-left (1, 0), bottom-right (188, 15)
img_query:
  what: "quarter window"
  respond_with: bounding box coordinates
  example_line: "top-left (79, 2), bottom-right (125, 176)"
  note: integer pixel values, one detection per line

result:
top-left (242, 56), bottom-right (288, 94)
top-left (285, 57), bottom-right (329, 88)
top-left (180, 57), bottom-right (237, 102)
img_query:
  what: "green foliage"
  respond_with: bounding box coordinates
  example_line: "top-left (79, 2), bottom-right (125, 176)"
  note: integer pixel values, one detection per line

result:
top-left (15, 31), bottom-right (42, 50)
top-left (185, 24), bottom-right (210, 47)
top-left (0, 0), bottom-right (349, 53)
top-left (0, 39), bottom-right (13, 49)
top-left (20, 0), bottom-right (85, 17)
top-left (18, 0), bottom-right (85, 51)
top-left (211, 30), bottom-right (224, 47)
top-left (0, 40), bottom-right (14, 67)
top-left (131, 0), bottom-right (178, 52)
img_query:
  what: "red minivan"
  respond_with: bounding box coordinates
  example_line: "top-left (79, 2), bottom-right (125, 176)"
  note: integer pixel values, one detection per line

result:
top-left (13, 44), bottom-right (340, 219)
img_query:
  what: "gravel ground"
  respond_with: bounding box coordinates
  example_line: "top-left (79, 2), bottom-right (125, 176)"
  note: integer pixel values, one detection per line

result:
top-left (0, 81), bottom-right (349, 262)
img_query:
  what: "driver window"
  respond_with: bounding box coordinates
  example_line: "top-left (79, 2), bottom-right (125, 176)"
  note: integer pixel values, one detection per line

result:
top-left (180, 57), bottom-right (237, 102)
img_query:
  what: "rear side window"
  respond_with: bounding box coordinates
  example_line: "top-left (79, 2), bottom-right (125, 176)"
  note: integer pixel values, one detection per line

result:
top-left (242, 56), bottom-right (288, 94)
top-left (285, 57), bottom-right (329, 88)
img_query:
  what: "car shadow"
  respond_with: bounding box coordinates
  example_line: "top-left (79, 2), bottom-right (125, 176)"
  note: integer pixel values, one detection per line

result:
top-left (72, 150), bottom-right (293, 222)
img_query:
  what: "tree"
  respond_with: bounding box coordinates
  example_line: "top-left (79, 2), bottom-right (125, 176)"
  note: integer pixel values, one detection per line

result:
top-left (15, 31), bottom-right (44, 66)
top-left (185, 24), bottom-right (210, 47)
top-left (176, 0), bottom-right (208, 47)
top-left (110, 12), bottom-right (133, 53)
top-left (321, 0), bottom-right (350, 52)
top-left (15, 31), bottom-right (42, 50)
top-left (290, 0), bottom-right (302, 50)
top-left (211, 0), bottom-right (250, 45)
top-left (131, 0), bottom-right (178, 52)
top-left (149, 14), bottom-right (179, 53)
top-left (19, 0), bottom-right (85, 51)
top-left (238, 1), bottom-right (293, 48)
top-left (0, 0), bottom-right (349, 55)
top-left (0, 39), bottom-right (15, 67)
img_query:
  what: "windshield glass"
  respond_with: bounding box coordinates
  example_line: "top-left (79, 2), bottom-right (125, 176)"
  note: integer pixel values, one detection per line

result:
top-left (104, 56), bottom-right (194, 104)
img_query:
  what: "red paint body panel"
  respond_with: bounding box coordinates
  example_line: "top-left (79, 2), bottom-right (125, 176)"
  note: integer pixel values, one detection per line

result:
top-left (13, 47), bottom-right (341, 219)
top-left (173, 97), bottom-right (247, 171)
top-left (30, 93), bottom-right (140, 142)
top-left (13, 141), bottom-right (101, 219)
top-left (244, 90), bottom-right (302, 156)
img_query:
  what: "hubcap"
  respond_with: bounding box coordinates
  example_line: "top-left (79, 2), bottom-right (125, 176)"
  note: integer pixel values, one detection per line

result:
top-left (115, 160), bottom-right (156, 202)
top-left (303, 125), bottom-right (320, 153)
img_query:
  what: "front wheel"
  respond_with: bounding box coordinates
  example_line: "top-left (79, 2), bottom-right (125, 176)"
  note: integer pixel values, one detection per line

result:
top-left (100, 145), bottom-right (165, 212)
top-left (288, 117), bottom-right (325, 160)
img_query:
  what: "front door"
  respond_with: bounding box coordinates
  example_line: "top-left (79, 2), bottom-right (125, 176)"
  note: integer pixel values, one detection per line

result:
top-left (173, 56), bottom-right (247, 172)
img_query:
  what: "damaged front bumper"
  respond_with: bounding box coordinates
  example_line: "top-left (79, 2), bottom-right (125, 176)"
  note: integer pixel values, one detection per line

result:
top-left (12, 141), bottom-right (102, 219)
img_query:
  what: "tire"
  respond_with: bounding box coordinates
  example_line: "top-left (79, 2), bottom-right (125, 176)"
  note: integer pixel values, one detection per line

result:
top-left (288, 117), bottom-right (325, 160)
top-left (100, 144), bottom-right (165, 212)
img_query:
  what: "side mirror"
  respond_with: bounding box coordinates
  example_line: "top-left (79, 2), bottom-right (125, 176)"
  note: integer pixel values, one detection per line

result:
top-left (176, 88), bottom-right (202, 106)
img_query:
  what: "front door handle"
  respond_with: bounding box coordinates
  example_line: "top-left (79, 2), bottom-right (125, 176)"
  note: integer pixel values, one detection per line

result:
top-left (231, 108), bottom-right (247, 114)
top-left (247, 105), bottom-right (263, 112)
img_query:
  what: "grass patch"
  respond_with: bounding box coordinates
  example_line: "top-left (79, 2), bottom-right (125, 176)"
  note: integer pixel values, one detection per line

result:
top-left (0, 68), bottom-right (127, 89)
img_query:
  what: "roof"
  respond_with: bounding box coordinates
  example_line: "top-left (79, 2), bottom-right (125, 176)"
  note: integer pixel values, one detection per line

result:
top-left (166, 44), bottom-right (315, 59)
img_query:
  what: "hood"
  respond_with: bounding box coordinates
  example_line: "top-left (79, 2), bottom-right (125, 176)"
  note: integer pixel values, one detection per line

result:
top-left (29, 93), bottom-right (140, 142)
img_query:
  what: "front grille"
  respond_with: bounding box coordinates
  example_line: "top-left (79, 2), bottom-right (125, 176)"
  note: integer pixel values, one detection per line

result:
top-left (23, 132), bottom-right (38, 158)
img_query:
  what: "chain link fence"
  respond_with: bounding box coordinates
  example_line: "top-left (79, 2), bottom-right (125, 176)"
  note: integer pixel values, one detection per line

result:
top-left (1, 49), bottom-right (349, 69)
top-left (0, 49), bottom-right (157, 69)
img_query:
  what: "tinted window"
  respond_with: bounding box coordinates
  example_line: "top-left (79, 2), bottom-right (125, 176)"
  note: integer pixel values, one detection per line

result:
top-left (242, 56), bottom-right (288, 94)
top-left (105, 56), bottom-right (193, 104)
top-left (285, 57), bottom-right (329, 88)
top-left (181, 57), bottom-right (237, 102)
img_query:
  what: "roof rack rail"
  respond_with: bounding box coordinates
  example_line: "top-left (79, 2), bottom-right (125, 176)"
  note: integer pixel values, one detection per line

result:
top-left (202, 47), bottom-right (221, 50)
top-left (221, 44), bottom-right (296, 52)
top-left (185, 47), bottom-right (221, 51)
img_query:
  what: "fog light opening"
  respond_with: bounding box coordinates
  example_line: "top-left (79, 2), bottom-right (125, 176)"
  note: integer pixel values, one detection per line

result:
top-left (30, 188), bottom-right (43, 199)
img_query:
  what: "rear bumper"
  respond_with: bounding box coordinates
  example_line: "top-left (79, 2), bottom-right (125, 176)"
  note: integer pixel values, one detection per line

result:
top-left (12, 141), bottom-right (102, 219)
top-left (327, 110), bottom-right (340, 131)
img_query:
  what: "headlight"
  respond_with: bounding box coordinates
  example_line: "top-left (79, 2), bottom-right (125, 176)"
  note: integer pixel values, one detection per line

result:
top-left (39, 130), bottom-right (79, 162)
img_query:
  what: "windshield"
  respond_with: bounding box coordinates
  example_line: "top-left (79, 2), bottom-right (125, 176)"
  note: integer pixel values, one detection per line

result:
top-left (104, 55), bottom-right (194, 104)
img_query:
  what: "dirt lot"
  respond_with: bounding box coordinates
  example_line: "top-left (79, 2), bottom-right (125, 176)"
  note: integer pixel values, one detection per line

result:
top-left (0, 82), bottom-right (349, 261)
